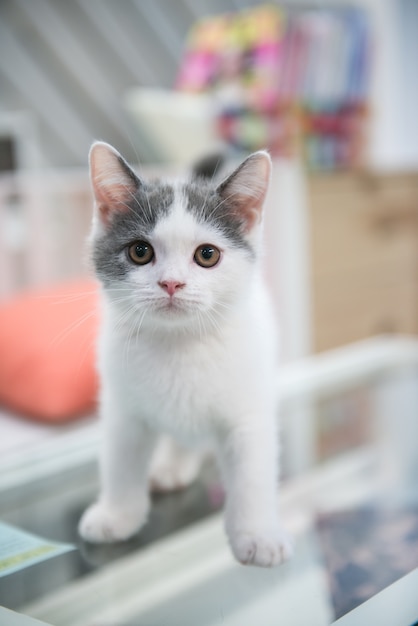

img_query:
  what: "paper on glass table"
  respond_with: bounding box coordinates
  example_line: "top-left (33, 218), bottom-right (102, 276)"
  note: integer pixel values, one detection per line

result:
top-left (0, 521), bottom-right (75, 578)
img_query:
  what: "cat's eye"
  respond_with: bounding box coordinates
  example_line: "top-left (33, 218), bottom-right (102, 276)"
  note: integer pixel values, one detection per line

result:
top-left (194, 244), bottom-right (221, 268)
top-left (127, 241), bottom-right (154, 265)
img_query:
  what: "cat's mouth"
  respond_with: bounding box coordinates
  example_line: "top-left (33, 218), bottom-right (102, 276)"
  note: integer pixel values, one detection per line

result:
top-left (155, 295), bottom-right (195, 316)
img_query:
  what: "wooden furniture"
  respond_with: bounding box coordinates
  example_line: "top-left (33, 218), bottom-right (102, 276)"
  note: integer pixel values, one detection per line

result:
top-left (1, 167), bottom-right (417, 358)
top-left (309, 172), bottom-right (418, 352)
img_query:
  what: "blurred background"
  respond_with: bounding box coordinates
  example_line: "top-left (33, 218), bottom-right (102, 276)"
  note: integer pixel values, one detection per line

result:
top-left (0, 1), bottom-right (417, 450)
top-left (0, 0), bottom-right (418, 446)
top-left (0, 0), bottom-right (417, 170)
top-left (1, 3), bottom-right (418, 622)
top-left (0, 0), bottom-right (417, 341)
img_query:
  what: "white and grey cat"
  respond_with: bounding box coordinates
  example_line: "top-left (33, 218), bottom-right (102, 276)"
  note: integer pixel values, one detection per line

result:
top-left (78, 141), bottom-right (292, 567)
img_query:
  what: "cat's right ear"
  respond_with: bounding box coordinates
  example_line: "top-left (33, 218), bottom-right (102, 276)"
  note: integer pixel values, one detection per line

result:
top-left (89, 141), bottom-right (140, 227)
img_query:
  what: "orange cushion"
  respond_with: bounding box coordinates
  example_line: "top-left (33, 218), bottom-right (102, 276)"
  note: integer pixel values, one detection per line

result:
top-left (0, 279), bottom-right (100, 422)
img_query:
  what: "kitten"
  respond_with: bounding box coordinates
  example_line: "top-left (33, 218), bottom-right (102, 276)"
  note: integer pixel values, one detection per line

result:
top-left (78, 142), bottom-right (292, 567)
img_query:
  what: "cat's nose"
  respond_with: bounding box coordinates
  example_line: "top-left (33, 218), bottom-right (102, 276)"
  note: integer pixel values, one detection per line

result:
top-left (158, 280), bottom-right (186, 297)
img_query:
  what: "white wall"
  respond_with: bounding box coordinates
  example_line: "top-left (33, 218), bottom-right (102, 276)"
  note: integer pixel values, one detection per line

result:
top-left (362, 0), bottom-right (418, 169)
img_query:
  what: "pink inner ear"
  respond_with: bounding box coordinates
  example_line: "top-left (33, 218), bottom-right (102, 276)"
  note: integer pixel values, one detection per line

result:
top-left (90, 142), bottom-right (138, 225)
top-left (218, 151), bottom-right (271, 232)
top-left (242, 206), bottom-right (262, 232)
top-left (228, 198), bottom-right (264, 234)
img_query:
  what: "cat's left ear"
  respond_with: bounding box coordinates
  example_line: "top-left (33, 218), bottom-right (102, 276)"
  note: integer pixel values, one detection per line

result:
top-left (89, 141), bottom-right (141, 226)
top-left (216, 151), bottom-right (271, 232)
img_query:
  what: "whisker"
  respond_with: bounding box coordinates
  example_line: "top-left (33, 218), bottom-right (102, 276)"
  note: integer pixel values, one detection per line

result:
top-left (206, 190), bottom-right (242, 221)
top-left (197, 155), bottom-right (224, 218)
top-left (205, 308), bottom-right (224, 336)
top-left (194, 309), bottom-right (204, 342)
top-left (123, 184), bottom-right (153, 222)
top-left (113, 302), bottom-right (138, 333)
top-left (123, 303), bottom-right (149, 371)
top-left (213, 299), bottom-right (234, 312)
top-left (124, 313), bottom-right (136, 372)
top-left (34, 289), bottom-right (99, 304)
top-left (73, 334), bottom-right (97, 389)
top-left (48, 310), bottom-right (97, 351)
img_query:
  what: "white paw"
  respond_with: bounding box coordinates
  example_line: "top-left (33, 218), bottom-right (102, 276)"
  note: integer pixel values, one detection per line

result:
top-left (229, 528), bottom-right (293, 567)
top-left (78, 500), bottom-right (149, 543)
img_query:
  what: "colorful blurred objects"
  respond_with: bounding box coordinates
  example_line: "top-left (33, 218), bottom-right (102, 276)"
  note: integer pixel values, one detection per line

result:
top-left (177, 5), bottom-right (370, 170)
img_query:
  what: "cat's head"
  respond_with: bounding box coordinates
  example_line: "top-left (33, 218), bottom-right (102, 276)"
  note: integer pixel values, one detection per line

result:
top-left (89, 142), bottom-right (271, 334)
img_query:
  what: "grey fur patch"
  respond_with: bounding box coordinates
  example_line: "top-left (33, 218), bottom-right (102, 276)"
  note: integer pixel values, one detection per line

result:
top-left (92, 181), bottom-right (174, 284)
top-left (183, 181), bottom-right (254, 257)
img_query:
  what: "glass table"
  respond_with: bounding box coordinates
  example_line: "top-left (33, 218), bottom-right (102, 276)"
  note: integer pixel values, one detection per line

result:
top-left (1, 337), bottom-right (418, 626)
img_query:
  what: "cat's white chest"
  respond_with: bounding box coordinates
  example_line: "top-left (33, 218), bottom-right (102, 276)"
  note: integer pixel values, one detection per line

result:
top-left (104, 330), bottom-right (226, 439)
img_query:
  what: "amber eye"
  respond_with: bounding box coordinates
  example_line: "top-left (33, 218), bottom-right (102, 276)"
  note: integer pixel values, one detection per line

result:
top-left (194, 244), bottom-right (221, 268)
top-left (127, 241), bottom-right (154, 265)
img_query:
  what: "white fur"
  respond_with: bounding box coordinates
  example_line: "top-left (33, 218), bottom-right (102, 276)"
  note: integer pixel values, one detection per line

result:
top-left (79, 153), bottom-right (292, 567)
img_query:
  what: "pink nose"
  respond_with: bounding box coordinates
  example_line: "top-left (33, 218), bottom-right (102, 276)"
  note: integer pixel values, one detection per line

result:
top-left (158, 280), bottom-right (185, 297)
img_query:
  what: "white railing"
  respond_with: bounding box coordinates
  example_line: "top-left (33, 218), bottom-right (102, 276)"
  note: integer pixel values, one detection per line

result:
top-left (1, 335), bottom-right (418, 494)
top-left (281, 336), bottom-right (418, 476)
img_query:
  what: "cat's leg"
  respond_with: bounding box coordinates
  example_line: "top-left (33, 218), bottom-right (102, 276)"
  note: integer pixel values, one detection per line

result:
top-left (79, 418), bottom-right (158, 543)
top-left (149, 436), bottom-right (204, 492)
top-left (216, 418), bottom-right (293, 567)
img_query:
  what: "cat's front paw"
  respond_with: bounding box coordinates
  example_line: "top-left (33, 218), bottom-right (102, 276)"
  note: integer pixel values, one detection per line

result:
top-left (78, 500), bottom-right (149, 543)
top-left (229, 528), bottom-right (293, 567)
